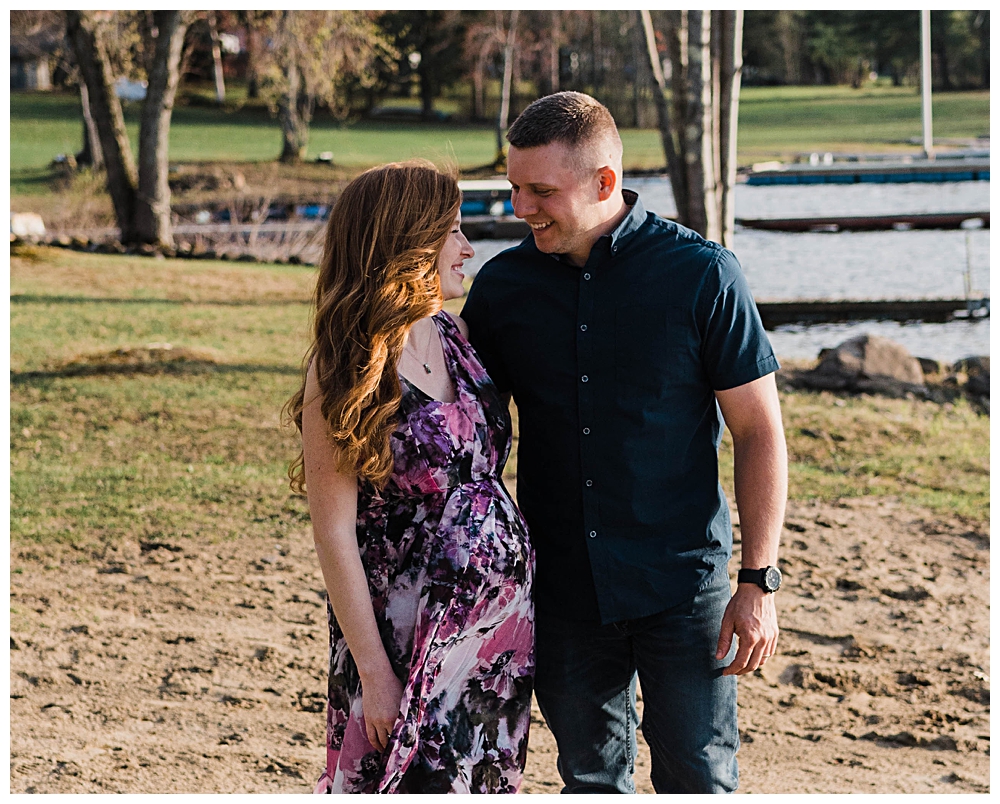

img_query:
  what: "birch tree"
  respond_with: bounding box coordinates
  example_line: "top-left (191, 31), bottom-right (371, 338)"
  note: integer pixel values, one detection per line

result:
top-left (640, 10), bottom-right (743, 248)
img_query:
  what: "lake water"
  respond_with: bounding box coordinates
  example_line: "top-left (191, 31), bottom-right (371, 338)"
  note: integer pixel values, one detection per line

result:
top-left (463, 179), bottom-right (991, 363)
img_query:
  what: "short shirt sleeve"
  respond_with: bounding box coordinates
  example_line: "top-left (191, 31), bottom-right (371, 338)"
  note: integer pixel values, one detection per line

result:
top-left (460, 269), bottom-right (513, 397)
top-left (699, 248), bottom-right (780, 391)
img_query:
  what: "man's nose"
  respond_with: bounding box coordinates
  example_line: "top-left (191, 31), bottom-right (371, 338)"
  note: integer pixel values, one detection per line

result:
top-left (511, 190), bottom-right (536, 219)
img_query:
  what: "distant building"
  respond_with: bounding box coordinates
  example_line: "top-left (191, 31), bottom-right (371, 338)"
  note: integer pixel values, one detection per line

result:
top-left (10, 26), bottom-right (62, 91)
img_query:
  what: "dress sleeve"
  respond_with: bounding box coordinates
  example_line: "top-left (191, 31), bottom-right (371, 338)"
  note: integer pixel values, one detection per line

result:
top-left (460, 271), bottom-right (513, 397)
top-left (699, 248), bottom-right (780, 391)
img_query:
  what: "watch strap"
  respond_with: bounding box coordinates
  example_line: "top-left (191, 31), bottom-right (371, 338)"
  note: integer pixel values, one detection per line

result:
top-left (737, 568), bottom-right (766, 587)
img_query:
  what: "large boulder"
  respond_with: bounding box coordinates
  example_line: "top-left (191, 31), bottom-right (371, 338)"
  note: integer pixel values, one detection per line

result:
top-left (802, 335), bottom-right (925, 396)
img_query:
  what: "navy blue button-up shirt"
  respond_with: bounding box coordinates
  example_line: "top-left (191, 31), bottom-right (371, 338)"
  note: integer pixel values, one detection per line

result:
top-left (462, 191), bottom-right (779, 624)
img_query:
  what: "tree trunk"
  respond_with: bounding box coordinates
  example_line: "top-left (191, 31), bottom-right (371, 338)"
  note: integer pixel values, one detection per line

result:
top-left (495, 10), bottom-right (519, 165)
top-left (66, 10), bottom-right (139, 243)
top-left (682, 11), bottom-right (719, 242)
top-left (75, 80), bottom-right (104, 170)
top-left (246, 24), bottom-right (260, 99)
top-left (279, 58), bottom-right (308, 163)
top-left (420, 67), bottom-right (435, 120)
top-left (639, 10), bottom-right (685, 222)
top-left (135, 10), bottom-right (188, 248)
top-left (642, 10), bottom-right (741, 245)
top-left (549, 11), bottom-right (560, 94)
top-left (717, 10), bottom-right (742, 249)
top-left (208, 12), bottom-right (226, 105)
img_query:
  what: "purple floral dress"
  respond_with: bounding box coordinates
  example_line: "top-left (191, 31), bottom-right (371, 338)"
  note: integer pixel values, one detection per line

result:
top-left (314, 312), bottom-right (534, 794)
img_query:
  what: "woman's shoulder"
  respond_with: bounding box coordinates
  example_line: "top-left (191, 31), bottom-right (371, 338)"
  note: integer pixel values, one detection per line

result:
top-left (439, 310), bottom-right (469, 339)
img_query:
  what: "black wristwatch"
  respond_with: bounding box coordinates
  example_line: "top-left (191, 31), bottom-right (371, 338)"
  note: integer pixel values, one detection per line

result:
top-left (738, 566), bottom-right (782, 593)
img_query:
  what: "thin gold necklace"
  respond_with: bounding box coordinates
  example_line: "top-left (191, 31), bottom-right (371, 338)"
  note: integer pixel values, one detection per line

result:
top-left (404, 320), bottom-right (435, 374)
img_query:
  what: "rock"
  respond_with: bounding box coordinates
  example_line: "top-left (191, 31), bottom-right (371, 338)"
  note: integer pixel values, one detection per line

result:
top-left (917, 356), bottom-right (947, 376)
top-left (801, 335), bottom-right (925, 396)
top-left (10, 212), bottom-right (46, 240)
top-left (954, 356), bottom-right (989, 376)
top-left (966, 372), bottom-right (989, 397)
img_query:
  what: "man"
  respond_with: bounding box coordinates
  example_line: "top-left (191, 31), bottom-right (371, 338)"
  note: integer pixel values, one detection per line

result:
top-left (461, 92), bottom-right (787, 794)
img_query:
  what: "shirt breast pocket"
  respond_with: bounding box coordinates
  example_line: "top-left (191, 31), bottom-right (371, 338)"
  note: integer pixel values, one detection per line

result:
top-left (615, 302), bottom-right (694, 389)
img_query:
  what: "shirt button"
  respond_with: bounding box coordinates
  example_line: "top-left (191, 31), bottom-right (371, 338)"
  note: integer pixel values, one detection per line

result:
top-left (585, 479), bottom-right (593, 487)
top-left (589, 531), bottom-right (597, 538)
top-left (583, 273), bottom-right (591, 280)
top-left (580, 324), bottom-right (588, 332)
top-left (581, 375), bottom-right (589, 383)
top-left (582, 427), bottom-right (591, 435)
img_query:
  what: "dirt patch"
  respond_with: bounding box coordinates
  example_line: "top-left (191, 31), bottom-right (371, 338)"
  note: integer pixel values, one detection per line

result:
top-left (51, 345), bottom-right (222, 378)
top-left (10, 497), bottom-right (989, 793)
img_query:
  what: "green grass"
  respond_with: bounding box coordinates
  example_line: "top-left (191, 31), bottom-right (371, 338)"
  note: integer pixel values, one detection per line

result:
top-left (11, 85), bottom-right (989, 198)
top-left (718, 389), bottom-right (989, 522)
top-left (10, 247), bottom-right (989, 549)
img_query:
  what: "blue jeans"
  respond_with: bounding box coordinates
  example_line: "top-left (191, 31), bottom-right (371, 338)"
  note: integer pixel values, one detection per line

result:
top-left (533, 571), bottom-right (739, 793)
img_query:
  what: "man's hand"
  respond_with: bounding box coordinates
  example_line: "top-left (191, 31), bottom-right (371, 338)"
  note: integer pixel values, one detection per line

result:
top-left (715, 583), bottom-right (778, 676)
top-left (361, 668), bottom-right (405, 751)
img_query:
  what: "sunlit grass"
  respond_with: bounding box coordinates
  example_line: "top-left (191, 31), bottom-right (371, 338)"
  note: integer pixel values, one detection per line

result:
top-left (10, 248), bottom-right (989, 551)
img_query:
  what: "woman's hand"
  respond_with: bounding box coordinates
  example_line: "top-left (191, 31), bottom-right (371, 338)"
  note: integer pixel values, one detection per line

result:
top-left (361, 668), bottom-right (405, 751)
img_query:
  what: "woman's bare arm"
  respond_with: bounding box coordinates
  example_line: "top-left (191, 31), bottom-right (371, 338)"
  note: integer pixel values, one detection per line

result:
top-left (301, 363), bottom-right (404, 750)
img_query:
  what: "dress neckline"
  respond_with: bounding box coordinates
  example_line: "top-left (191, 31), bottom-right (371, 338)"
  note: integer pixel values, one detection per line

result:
top-left (398, 313), bottom-right (461, 405)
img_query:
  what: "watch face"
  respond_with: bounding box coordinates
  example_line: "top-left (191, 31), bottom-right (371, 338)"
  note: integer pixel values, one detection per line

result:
top-left (764, 566), bottom-right (782, 592)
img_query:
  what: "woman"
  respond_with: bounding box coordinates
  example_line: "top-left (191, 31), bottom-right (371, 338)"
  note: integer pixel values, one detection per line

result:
top-left (285, 162), bottom-right (534, 794)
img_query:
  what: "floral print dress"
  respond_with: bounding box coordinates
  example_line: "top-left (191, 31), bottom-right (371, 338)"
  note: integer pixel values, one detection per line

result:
top-left (314, 312), bottom-right (534, 794)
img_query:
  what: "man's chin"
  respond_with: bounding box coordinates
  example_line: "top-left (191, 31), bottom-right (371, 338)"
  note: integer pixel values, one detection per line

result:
top-left (530, 229), bottom-right (560, 253)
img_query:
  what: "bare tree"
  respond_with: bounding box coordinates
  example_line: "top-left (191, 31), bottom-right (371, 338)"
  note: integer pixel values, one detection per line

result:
top-left (254, 10), bottom-right (392, 164)
top-left (495, 10), bottom-right (520, 167)
top-left (640, 10), bottom-right (743, 247)
top-left (66, 10), bottom-right (189, 248)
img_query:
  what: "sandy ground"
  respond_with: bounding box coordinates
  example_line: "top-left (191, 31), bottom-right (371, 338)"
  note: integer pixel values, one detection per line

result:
top-left (9, 497), bottom-right (989, 794)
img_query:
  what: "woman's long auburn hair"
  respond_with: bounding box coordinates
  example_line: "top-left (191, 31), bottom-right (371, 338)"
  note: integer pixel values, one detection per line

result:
top-left (284, 161), bottom-right (461, 492)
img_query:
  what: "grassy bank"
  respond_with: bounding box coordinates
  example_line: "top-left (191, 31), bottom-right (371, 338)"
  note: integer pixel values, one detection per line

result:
top-left (11, 85), bottom-right (990, 201)
top-left (10, 248), bottom-right (989, 549)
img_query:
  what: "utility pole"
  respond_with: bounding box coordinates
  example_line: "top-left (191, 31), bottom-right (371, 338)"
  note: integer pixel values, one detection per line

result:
top-left (920, 10), bottom-right (934, 161)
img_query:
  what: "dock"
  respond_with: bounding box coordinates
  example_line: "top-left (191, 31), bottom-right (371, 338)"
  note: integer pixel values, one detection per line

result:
top-left (746, 157), bottom-right (990, 185)
top-left (461, 210), bottom-right (989, 240)
top-left (756, 298), bottom-right (989, 329)
top-left (737, 211), bottom-right (989, 232)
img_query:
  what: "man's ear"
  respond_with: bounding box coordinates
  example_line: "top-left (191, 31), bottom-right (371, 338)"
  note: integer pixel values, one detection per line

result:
top-left (597, 165), bottom-right (617, 201)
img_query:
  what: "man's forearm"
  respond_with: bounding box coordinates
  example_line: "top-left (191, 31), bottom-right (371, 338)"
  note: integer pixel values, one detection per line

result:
top-left (731, 426), bottom-right (787, 570)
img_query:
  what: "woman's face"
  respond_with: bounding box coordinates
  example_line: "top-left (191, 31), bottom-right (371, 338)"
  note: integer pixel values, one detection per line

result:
top-left (436, 214), bottom-right (475, 300)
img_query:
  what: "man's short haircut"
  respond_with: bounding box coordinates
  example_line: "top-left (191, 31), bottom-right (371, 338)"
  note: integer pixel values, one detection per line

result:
top-left (507, 91), bottom-right (621, 158)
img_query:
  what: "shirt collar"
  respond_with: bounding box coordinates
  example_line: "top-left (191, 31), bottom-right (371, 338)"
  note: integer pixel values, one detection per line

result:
top-left (609, 188), bottom-right (645, 248)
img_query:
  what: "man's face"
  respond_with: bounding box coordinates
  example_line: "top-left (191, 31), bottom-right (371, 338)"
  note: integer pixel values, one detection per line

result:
top-left (507, 141), bottom-right (607, 267)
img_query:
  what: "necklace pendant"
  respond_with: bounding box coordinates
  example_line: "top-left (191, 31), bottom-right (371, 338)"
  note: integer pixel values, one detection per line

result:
top-left (423, 363), bottom-right (432, 374)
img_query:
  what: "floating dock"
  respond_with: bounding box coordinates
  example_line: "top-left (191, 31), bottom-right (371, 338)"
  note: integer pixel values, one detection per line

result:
top-left (461, 210), bottom-right (989, 240)
top-left (746, 158), bottom-right (990, 185)
top-left (737, 211), bottom-right (989, 232)
top-left (756, 298), bottom-right (989, 329)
